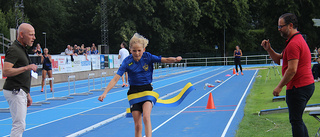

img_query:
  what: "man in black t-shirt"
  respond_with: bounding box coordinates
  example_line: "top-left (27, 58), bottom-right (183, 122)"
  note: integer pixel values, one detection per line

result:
top-left (3, 23), bottom-right (37, 137)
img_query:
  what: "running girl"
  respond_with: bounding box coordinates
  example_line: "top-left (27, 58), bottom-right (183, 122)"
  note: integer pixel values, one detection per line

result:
top-left (98, 33), bottom-right (182, 137)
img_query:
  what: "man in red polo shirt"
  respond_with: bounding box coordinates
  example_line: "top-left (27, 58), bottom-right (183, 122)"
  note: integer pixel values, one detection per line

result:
top-left (261, 13), bottom-right (314, 137)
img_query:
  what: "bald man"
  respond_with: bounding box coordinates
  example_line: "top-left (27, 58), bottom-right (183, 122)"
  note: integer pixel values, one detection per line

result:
top-left (3, 23), bottom-right (37, 137)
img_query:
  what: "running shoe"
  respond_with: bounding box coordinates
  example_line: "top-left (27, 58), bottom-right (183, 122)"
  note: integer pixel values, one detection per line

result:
top-left (122, 84), bottom-right (126, 87)
top-left (41, 89), bottom-right (43, 92)
top-left (236, 73), bottom-right (239, 76)
top-left (241, 72), bottom-right (244, 75)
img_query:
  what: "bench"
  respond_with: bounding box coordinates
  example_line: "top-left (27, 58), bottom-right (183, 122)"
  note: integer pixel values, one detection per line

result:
top-left (272, 96), bottom-right (285, 102)
top-left (0, 108), bottom-right (10, 113)
top-left (309, 111), bottom-right (320, 136)
top-left (260, 103), bottom-right (320, 115)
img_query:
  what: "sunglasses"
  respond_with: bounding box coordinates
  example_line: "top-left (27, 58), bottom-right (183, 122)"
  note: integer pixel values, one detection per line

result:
top-left (278, 24), bottom-right (288, 29)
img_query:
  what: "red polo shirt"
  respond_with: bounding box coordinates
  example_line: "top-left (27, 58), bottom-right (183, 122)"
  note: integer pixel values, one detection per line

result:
top-left (282, 32), bottom-right (314, 90)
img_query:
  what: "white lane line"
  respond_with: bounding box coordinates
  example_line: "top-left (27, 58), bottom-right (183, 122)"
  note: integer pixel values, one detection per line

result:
top-left (150, 73), bottom-right (236, 135)
top-left (3, 99), bottom-right (127, 137)
top-left (0, 67), bottom-right (201, 102)
top-left (11, 67), bottom-right (220, 135)
top-left (221, 69), bottom-right (258, 137)
top-left (65, 68), bottom-right (206, 137)
top-left (66, 67), bottom-right (232, 137)
top-left (1, 67), bottom-right (216, 123)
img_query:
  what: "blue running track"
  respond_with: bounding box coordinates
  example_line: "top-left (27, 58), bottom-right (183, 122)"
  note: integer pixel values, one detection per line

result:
top-left (0, 65), bottom-right (259, 137)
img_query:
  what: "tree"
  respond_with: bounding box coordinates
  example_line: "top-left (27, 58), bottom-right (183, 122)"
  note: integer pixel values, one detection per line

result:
top-left (24, 0), bottom-right (100, 53)
top-left (0, 10), bottom-right (9, 53)
top-left (102, 0), bottom-right (201, 54)
top-left (191, 0), bottom-right (251, 57)
top-left (256, 0), bottom-right (320, 52)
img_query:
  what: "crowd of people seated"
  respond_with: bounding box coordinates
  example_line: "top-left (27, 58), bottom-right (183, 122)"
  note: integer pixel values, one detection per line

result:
top-left (312, 47), bottom-right (320, 82)
top-left (65, 43), bottom-right (99, 56)
top-left (64, 43), bottom-right (99, 61)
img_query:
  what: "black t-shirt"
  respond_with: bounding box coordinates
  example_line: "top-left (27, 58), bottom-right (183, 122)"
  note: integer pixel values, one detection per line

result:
top-left (74, 49), bottom-right (79, 54)
top-left (3, 40), bottom-right (32, 93)
top-left (78, 49), bottom-right (83, 55)
top-left (36, 50), bottom-right (41, 54)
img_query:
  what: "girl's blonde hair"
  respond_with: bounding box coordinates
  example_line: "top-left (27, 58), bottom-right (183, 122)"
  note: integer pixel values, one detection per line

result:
top-left (129, 33), bottom-right (149, 49)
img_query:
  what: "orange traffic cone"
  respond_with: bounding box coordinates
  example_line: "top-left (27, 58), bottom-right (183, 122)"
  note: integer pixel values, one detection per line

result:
top-left (206, 92), bottom-right (216, 109)
top-left (233, 68), bottom-right (236, 74)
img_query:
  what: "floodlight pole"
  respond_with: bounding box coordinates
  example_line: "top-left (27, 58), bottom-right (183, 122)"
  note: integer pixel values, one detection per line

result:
top-left (224, 28), bottom-right (226, 66)
top-left (42, 32), bottom-right (46, 49)
top-left (0, 33), bottom-right (4, 53)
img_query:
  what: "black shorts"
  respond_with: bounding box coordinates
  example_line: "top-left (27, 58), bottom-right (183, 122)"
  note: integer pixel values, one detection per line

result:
top-left (42, 66), bottom-right (52, 71)
top-left (128, 84), bottom-right (153, 113)
top-left (130, 100), bottom-right (153, 113)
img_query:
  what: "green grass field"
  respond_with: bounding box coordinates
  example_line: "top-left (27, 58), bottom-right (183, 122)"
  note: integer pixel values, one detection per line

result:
top-left (236, 67), bottom-right (320, 137)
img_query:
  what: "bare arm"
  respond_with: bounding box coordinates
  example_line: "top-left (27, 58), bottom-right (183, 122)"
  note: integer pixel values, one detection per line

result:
top-left (240, 50), bottom-right (243, 56)
top-left (234, 50), bottom-right (236, 56)
top-left (27, 93), bottom-right (32, 107)
top-left (98, 74), bottom-right (121, 102)
top-left (273, 59), bottom-right (298, 96)
top-left (3, 62), bottom-right (37, 77)
top-left (261, 39), bottom-right (282, 65)
top-left (118, 55), bottom-right (121, 59)
top-left (161, 56), bottom-right (182, 63)
top-left (41, 55), bottom-right (44, 64)
top-left (48, 55), bottom-right (52, 63)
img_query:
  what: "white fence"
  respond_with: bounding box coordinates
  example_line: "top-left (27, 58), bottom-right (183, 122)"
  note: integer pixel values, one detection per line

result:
top-left (179, 55), bottom-right (271, 66)
top-left (157, 53), bottom-right (317, 67)
top-left (0, 53), bottom-right (317, 79)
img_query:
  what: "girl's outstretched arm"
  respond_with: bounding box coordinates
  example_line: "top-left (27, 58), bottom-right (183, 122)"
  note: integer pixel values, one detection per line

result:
top-left (161, 56), bottom-right (182, 63)
top-left (98, 74), bottom-right (121, 102)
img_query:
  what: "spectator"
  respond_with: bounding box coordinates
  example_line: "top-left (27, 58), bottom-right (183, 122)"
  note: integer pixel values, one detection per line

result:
top-left (86, 47), bottom-right (91, 55)
top-left (312, 48), bottom-right (320, 81)
top-left (78, 44), bottom-right (85, 55)
top-left (314, 47), bottom-right (318, 59)
top-left (91, 43), bottom-right (99, 54)
top-left (65, 45), bottom-right (74, 61)
top-left (118, 42), bottom-right (129, 87)
top-left (91, 43), bottom-right (96, 49)
top-left (34, 43), bottom-right (42, 56)
top-left (79, 44), bottom-right (89, 61)
top-left (73, 44), bottom-right (79, 55)
top-left (32, 47), bottom-right (37, 55)
top-left (65, 45), bottom-right (73, 55)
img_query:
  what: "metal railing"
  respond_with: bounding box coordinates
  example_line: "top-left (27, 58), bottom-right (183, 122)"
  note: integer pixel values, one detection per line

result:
top-left (179, 54), bottom-right (274, 66)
